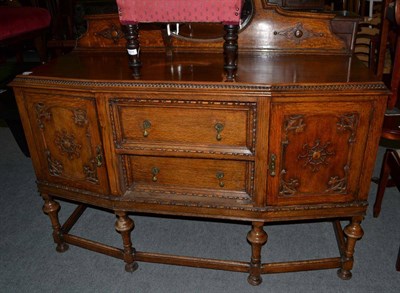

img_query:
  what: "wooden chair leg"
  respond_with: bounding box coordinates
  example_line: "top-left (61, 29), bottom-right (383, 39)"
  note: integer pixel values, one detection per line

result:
top-left (223, 24), bottom-right (239, 82)
top-left (373, 149), bottom-right (392, 217)
top-left (124, 24), bottom-right (141, 78)
top-left (33, 34), bottom-right (48, 64)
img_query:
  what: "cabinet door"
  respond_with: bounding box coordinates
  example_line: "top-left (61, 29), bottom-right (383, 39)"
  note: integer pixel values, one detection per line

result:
top-left (267, 100), bottom-right (373, 205)
top-left (24, 91), bottom-right (108, 194)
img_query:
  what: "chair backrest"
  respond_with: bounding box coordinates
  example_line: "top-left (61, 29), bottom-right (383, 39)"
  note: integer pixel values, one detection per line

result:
top-left (371, 0), bottom-right (399, 109)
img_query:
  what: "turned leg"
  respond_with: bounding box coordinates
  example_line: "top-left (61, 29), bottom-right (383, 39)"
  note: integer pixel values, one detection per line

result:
top-left (373, 149), bottom-right (391, 217)
top-left (223, 24), bottom-right (239, 82)
top-left (124, 24), bottom-right (141, 78)
top-left (247, 222), bottom-right (268, 286)
top-left (41, 194), bottom-right (69, 253)
top-left (115, 211), bottom-right (138, 272)
top-left (337, 216), bottom-right (364, 280)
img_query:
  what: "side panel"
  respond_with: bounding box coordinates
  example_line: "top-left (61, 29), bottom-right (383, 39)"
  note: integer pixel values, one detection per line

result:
top-left (21, 90), bottom-right (109, 194)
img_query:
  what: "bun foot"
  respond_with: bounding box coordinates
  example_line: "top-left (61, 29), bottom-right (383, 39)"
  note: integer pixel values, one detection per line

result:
top-left (125, 262), bottom-right (138, 273)
top-left (56, 243), bottom-right (69, 253)
top-left (247, 275), bottom-right (263, 286)
top-left (337, 268), bottom-right (352, 280)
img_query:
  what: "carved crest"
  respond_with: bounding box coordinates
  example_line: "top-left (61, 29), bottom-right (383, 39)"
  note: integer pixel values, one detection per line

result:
top-left (95, 23), bottom-right (125, 44)
top-left (274, 23), bottom-right (324, 44)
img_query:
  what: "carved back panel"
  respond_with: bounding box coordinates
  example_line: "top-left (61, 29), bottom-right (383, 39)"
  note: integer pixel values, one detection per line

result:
top-left (76, 1), bottom-right (358, 55)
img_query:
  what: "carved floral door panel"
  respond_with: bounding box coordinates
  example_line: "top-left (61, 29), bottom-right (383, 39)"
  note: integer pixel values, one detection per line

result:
top-left (23, 91), bottom-right (109, 194)
top-left (267, 100), bottom-right (374, 205)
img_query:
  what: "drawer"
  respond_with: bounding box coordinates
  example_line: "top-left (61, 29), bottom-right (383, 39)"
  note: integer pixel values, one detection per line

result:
top-left (109, 99), bottom-right (256, 156)
top-left (123, 155), bottom-right (253, 201)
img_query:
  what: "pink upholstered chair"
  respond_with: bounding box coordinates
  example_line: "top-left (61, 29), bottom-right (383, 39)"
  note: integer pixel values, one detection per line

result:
top-left (0, 5), bottom-right (51, 63)
top-left (115, 0), bottom-right (244, 80)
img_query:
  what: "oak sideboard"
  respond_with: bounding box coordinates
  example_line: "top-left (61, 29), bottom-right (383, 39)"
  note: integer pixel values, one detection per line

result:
top-left (10, 1), bottom-right (389, 285)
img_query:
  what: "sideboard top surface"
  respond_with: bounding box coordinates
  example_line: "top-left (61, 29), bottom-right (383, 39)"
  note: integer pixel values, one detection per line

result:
top-left (12, 51), bottom-right (385, 92)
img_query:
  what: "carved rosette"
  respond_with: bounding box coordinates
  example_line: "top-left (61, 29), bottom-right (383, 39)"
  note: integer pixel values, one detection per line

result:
top-left (273, 23), bottom-right (324, 44)
top-left (298, 139), bottom-right (335, 172)
top-left (54, 129), bottom-right (82, 160)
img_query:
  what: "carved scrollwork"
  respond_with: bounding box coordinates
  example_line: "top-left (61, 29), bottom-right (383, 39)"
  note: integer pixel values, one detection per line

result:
top-left (284, 115), bottom-right (306, 134)
top-left (54, 129), bottom-right (82, 160)
top-left (46, 150), bottom-right (63, 176)
top-left (337, 113), bottom-right (358, 143)
top-left (273, 23), bottom-right (324, 44)
top-left (326, 165), bottom-right (349, 193)
top-left (279, 170), bottom-right (299, 196)
top-left (35, 103), bottom-right (52, 129)
top-left (83, 159), bottom-right (99, 184)
top-left (297, 139), bottom-right (335, 172)
top-left (73, 109), bottom-right (88, 127)
top-left (282, 115), bottom-right (306, 146)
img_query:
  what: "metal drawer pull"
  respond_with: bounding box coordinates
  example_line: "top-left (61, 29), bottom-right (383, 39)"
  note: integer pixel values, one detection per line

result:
top-left (269, 153), bottom-right (276, 177)
top-left (214, 123), bottom-right (224, 141)
top-left (216, 171), bottom-right (225, 187)
top-left (151, 167), bottom-right (159, 182)
top-left (143, 120), bottom-right (151, 137)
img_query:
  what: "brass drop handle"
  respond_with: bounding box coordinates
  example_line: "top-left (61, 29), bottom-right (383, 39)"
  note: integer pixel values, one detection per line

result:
top-left (143, 120), bottom-right (151, 137)
top-left (96, 145), bottom-right (103, 167)
top-left (216, 171), bottom-right (225, 187)
top-left (269, 153), bottom-right (276, 177)
top-left (214, 123), bottom-right (224, 141)
top-left (151, 167), bottom-right (159, 182)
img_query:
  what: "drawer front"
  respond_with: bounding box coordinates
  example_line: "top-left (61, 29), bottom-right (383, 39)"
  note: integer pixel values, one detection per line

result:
top-left (109, 99), bottom-right (256, 156)
top-left (124, 155), bottom-right (253, 201)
